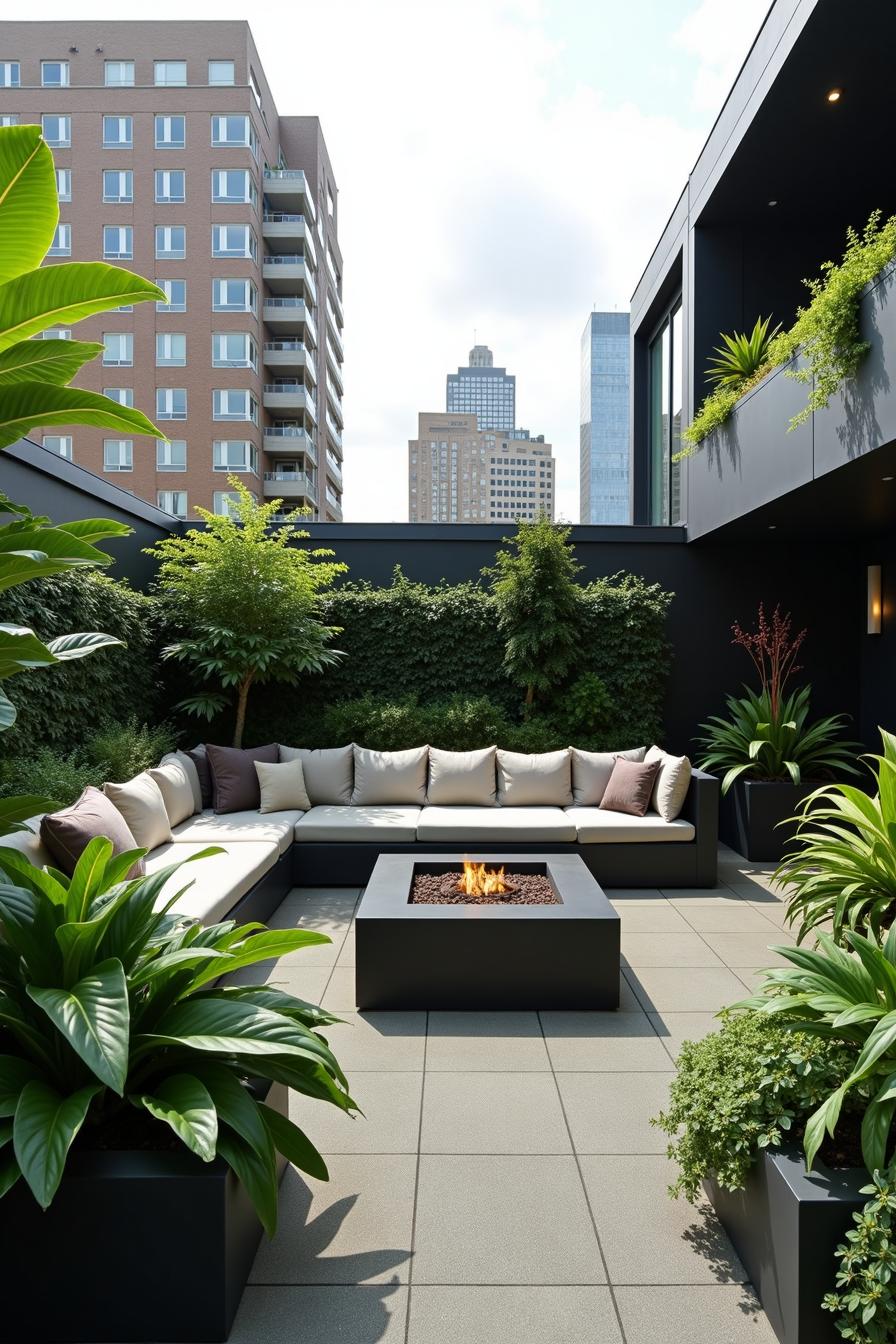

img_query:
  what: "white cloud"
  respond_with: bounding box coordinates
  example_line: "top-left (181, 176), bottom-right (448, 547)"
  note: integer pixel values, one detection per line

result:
top-left (672, 0), bottom-right (771, 115)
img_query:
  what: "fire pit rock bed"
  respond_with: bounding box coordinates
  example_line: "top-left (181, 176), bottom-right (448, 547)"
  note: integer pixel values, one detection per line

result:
top-left (356, 853), bottom-right (620, 1009)
top-left (411, 863), bottom-right (560, 904)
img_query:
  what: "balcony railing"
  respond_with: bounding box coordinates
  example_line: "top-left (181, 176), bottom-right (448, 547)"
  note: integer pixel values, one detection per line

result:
top-left (325, 413), bottom-right (343, 450)
top-left (262, 212), bottom-right (305, 225)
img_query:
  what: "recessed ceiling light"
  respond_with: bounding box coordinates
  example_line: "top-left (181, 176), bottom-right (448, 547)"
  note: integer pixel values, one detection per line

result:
top-left (827, 88), bottom-right (842, 102)
top-left (883, 475), bottom-right (894, 481)
top-left (768, 199), bottom-right (778, 207)
top-left (768, 524), bottom-right (777, 530)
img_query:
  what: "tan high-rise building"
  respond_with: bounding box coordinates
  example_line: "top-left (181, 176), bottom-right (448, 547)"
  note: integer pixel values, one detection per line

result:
top-left (0, 21), bottom-right (345, 521)
top-left (408, 413), bottom-right (555, 523)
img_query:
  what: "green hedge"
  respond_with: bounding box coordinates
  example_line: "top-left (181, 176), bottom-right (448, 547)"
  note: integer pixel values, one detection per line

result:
top-left (0, 570), bottom-right (162, 752)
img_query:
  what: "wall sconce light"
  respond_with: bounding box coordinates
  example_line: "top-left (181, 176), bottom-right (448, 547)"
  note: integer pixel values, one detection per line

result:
top-left (868, 564), bottom-right (882, 634)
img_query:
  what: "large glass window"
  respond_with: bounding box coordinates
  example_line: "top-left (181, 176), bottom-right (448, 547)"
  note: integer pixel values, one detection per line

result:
top-left (156, 279), bottom-right (186, 312)
top-left (212, 223), bottom-right (255, 259)
top-left (212, 278), bottom-right (255, 312)
top-left (0, 62), bottom-right (20, 88)
top-left (48, 223), bottom-right (71, 256)
top-left (104, 439), bottom-right (132, 471)
top-left (212, 332), bottom-right (256, 368)
top-left (154, 61), bottom-right (186, 87)
top-left (648, 300), bottom-right (683, 525)
top-left (102, 332), bottom-right (133, 366)
top-left (155, 169), bottom-right (185, 203)
top-left (155, 225), bottom-right (185, 259)
top-left (156, 332), bottom-right (186, 367)
top-left (103, 169), bottom-right (132, 203)
top-left (157, 490), bottom-right (187, 518)
top-left (213, 389), bottom-right (257, 423)
top-left (213, 441), bottom-right (257, 473)
top-left (157, 440), bottom-right (187, 472)
top-left (208, 61), bottom-right (235, 86)
top-left (211, 169), bottom-right (255, 205)
top-left (42, 435), bottom-right (72, 459)
top-left (41, 61), bottom-right (69, 87)
top-left (103, 115), bottom-right (132, 148)
top-left (156, 388), bottom-right (187, 420)
top-left (104, 60), bottom-right (134, 87)
top-left (155, 115), bottom-right (185, 149)
top-left (42, 115), bottom-right (70, 148)
top-left (103, 387), bottom-right (133, 406)
top-left (211, 115), bottom-right (256, 154)
top-left (103, 225), bottom-right (132, 260)
top-left (55, 168), bottom-right (71, 201)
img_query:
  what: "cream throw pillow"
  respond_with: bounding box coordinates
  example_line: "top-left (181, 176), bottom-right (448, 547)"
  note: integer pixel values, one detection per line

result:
top-left (255, 758), bottom-right (312, 813)
top-left (279, 745), bottom-right (354, 805)
top-left (570, 745), bottom-right (648, 806)
top-left (150, 755), bottom-right (199, 827)
top-left (644, 745), bottom-right (692, 821)
top-left (103, 773), bottom-right (173, 850)
top-left (352, 745), bottom-right (428, 805)
top-left (427, 745), bottom-right (497, 806)
top-left (496, 749), bottom-right (572, 806)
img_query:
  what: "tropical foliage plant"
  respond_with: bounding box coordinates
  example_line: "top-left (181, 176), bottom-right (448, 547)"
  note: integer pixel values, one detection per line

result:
top-left (739, 928), bottom-right (896, 1176)
top-left (652, 1010), bottom-right (856, 1202)
top-left (823, 1164), bottom-right (896, 1344)
top-left (0, 839), bottom-right (355, 1229)
top-left (705, 315), bottom-right (781, 389)
top-left (147, 479), bottom-right (347, 747)
top-left (775, 730), bottom-right (896, 945)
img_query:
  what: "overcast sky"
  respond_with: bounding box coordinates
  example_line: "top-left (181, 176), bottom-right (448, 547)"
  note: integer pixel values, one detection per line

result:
top-left (30, 0), bottom-right (770, 520)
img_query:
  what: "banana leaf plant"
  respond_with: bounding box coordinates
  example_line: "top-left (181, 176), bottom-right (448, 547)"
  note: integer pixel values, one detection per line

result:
top-left (0, 840), bottom-right (356, 1231)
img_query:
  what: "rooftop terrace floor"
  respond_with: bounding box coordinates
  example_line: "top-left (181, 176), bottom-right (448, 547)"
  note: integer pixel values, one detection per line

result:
top-left (183, 847), bottom-right (786, 1343)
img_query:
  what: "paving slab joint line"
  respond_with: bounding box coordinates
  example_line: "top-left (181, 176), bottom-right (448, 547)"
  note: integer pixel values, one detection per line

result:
top-left (403, 1007), bottom-right (429, 1344)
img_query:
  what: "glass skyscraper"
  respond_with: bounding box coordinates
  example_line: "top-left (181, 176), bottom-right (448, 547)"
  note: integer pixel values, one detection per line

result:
top-left (580, 312), bottom-right (631, 524)
top-left (447, 345), bottom-right (515, 431)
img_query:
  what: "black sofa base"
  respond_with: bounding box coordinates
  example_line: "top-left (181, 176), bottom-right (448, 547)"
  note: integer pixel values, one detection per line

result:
top-left (230, 847), bottom-right (295, 924)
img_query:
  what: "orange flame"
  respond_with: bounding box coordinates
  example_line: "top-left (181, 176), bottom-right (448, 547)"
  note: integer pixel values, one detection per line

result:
top-left (457, 859), bottom-right (508, 897)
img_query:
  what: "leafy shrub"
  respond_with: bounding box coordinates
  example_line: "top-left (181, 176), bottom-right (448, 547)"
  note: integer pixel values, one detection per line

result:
top-left (84, 716), bottom-right (176, 782)
top-left (705, 316), bottom-right (782, 388)
top-left (0, 570), bottom-right (161, 753)
top-left (823, 1165), bottom-right (896, 1344)
top-left (549, 673), bottom-right (614, 740)
top-left (653, 1011), bottom-right (856, 1202)
top-left (315, 694), bottom-right (513, 753)
top-left (0, 746), bottom-right (98, 809)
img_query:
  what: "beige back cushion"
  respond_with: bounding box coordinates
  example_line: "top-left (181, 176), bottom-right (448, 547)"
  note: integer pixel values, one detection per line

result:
top-left (170, 751), bottom-right (203, 813)
top-left (496, 749), bottom-right (572, 806)
top-left (570, 746), bottom-right (648, 806)
top-left (427, 746), bottom-right (497, 806)
top-left (352, 745), bottom-right (429, 806)
top-left (104, 773), bottom-right (174, 850)
top-left (645, 745), bottom-right (692, 822)
top-left (255, 758), bottom-right (312, 814)
top-left (150, 756), bottom-right (199, 827)
top-left (279, 744), bottom-right (354, 806)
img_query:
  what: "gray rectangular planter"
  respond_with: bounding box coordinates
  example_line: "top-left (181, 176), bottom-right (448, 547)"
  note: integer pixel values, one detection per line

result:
top-left (706, 1146), bottom-right (867, 1344)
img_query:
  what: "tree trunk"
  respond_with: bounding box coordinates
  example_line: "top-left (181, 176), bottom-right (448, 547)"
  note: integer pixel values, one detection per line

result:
top-left (523, 683), bottom-right (535, 719)
top-left (232, 677), bottom-right (253, 748)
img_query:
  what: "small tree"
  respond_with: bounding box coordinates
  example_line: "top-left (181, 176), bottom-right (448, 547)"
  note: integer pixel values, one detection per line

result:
top-left (484, 517), bottom-right (582, 714)
top-left (147, 480), bottom-right (347, 747)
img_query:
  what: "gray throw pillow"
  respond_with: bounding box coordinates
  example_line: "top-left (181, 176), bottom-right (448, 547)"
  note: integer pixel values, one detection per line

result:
top-left (427, 746), bottom-right (497, 806)
top-left (570, 746), bottom-right (648, 806)
top-left (187, 744), bottom-right (213, 809)
top-left (278, 745), bottom-right (354, 805)
top-left (496, 749), bottom-right (572, 806)
top-left (40, 786), bottom-right (144, 878)
top-left (104, 773), bottom-right (174, 850)
top-left (205, 743), bottom-right (279, 815)
top-left (599, 757), bottom-right (662, 817)
top-left (352, 745), bottom-right (428, 805)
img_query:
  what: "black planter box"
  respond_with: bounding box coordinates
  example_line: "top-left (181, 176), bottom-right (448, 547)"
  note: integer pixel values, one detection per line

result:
top-left (0, 1081), bottom-right (289, 1342)
top-left (355, 852), bottom-right (620, 1009)
top-left (706, 1146), bottom-right (867, 1344)
top-left (720, 779), bottom-right (818, 863)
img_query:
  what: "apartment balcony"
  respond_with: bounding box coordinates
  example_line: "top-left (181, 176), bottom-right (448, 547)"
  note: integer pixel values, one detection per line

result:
top-left (325, 450), bottom-right (343, 490)
top-left (262, 297), bottom-right (318, 346)
top-left (263, 425), bottom-right (317, 463)
top-left (326, 311), bottom-right (344, 360)
top-left (261, 213), bottom-right (316, 262)
top-left (325, 338), bottom-right (344, 392)
top-left (262, 255), bottom-right (317, 304)
top-left (262, 169), bottom-right (316, 220)
top-left (263, 383), bottom-right (317, 422)
top-left (325, 485), bottom-right (342, 519)
top-left (263, 341), bottom-right (317, 381)
top-left (325, 413), bottom-right (343, 452)
top-left (263, 470), bottom-right (317, 502)
top-left (328, 282), bottom-right (344, 327)
top-left (326, 382), bottom-right (344, 428)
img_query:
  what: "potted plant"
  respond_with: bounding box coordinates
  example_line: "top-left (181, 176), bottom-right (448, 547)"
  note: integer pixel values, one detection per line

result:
top-left (0, 838), bottom-right (356, 1343)
top-left (696, 603), bottom-right (860, 861)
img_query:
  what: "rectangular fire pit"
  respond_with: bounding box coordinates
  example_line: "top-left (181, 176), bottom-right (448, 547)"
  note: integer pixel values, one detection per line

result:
top-left (355, 853), bottom-right (620, 1009)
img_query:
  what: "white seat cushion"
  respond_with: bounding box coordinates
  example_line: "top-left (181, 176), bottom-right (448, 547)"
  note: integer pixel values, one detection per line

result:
top-left (170, 808), bottom-right (302, 856)
top-left (294, 805), bottom-right (421, 843)
top-left (144, 839), bottom-right (280, 924)
top-left (416, 806), bottom-right (577, 843)
top-left (566, 807), bottom-right (695, 844)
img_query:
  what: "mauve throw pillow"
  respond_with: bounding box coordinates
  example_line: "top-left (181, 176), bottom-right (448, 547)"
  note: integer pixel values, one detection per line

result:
top-left (205, 743), bottom-right (279, 815)
top-left (599, 757), bottom-right (662, 817)
top-left (187, 745), bottom-right (213, 810)
top-left (40, 786), bottom-right (145, 878)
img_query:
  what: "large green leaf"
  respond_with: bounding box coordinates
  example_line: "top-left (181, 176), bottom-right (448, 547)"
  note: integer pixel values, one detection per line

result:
top-left (0, 127), bottom-right (57, 285)
top-left (13, 1081), bottom-right (97, 1209)
top-left (27, 958), bottom-right (130, 1094)
top-left (0, 687), bottom-right (14, 730)
top-left (0, 800), bottom-right (55, 838)
top-left (0, 623), bottom-right (57, 677)
top-left (0, 1055), bottom-right (44, 1118)
top-left (47, 632), bottom-right (124, 662)
top-left (0, 338), bottom-right (103, 387)
top-left (0, 262), bottom-right (165, 350)
top-left (215, 1125), bottom-right (279, 1238)
top-left (189, 929), bottom-right (332, 990)
top-left (139, 1074), bottom-right (217, 1162)
top-left (190, 1061), bottom-right (273, 1168)
top-left (0, 383), bottom-right (162, 451)
top-left (260, 1102), bottom-right (328, 1180)
top-left (143, 998), bottom-right (343, 1070)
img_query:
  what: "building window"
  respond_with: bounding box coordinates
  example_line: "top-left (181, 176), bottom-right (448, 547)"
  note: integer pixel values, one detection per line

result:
top-left (155, 169), bottom-right (185, 203)
top-left (156, 278), bottom-right (186, 312)
top-left (157, 490), bottom-right (187, 518)
top-left (213, 389), bottom-right (257, 423)
top-left (41, 60), bottom-right (69, 87)
top-left (102, 332), bottom-right (133, 366)
top-left (104, 60), bottom-right (134, 87)
top-left (103, 387), bottom-right (134, 406)
top-left (208, 60), bottom-right (235, 86)
top-left (155, 225), bottom-right (185, 259)
top-left (211, 114), bottom-right (255, 153)
top-left (212, 278), bottom-right (255, 312)
top-left (212, 490), bottom-right (242, 515)
top-left (0, 115), bottom-right (18, 127)
top-left (102, 169), bottom-right (132, 203)
top-left (42, 435), bottom-right (72, 459)
top-left (102, 115), bottom-right (132, 149)
top-left (104, 439), bottom-right (133, 471)
top-left (155, 114), bottom-right (185, 149)
top-left (211, 169), bottom-right (256, 205)
top-left (154, 61), bottom-right (186, 87)
top-left (103, 225), bottom-right (132, 260)
top-left (42, 115), bottom-right (70, 148)
top-left (648, 300), bottom-right (683, 526)
top-left (47, 223), bottom-right (71, 256)
top-left (156, 332), bottom-right (186, 367)
top-left (42, 329), bottom-right (71, 339)
top-left (0, 62), bottom-right (20, 88)
top-left (213, 441), bottom-right (257, 473)
top-left (156, 388), bottom-right (187, 421)
top-left (211, 223), bottom-right (255, 259)
top-left (212, 332), bottom-right (256, 368)
top-left (54, 167), bottom-right (71, 201)
top-left (157, 439), bottom-right (187, 472)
